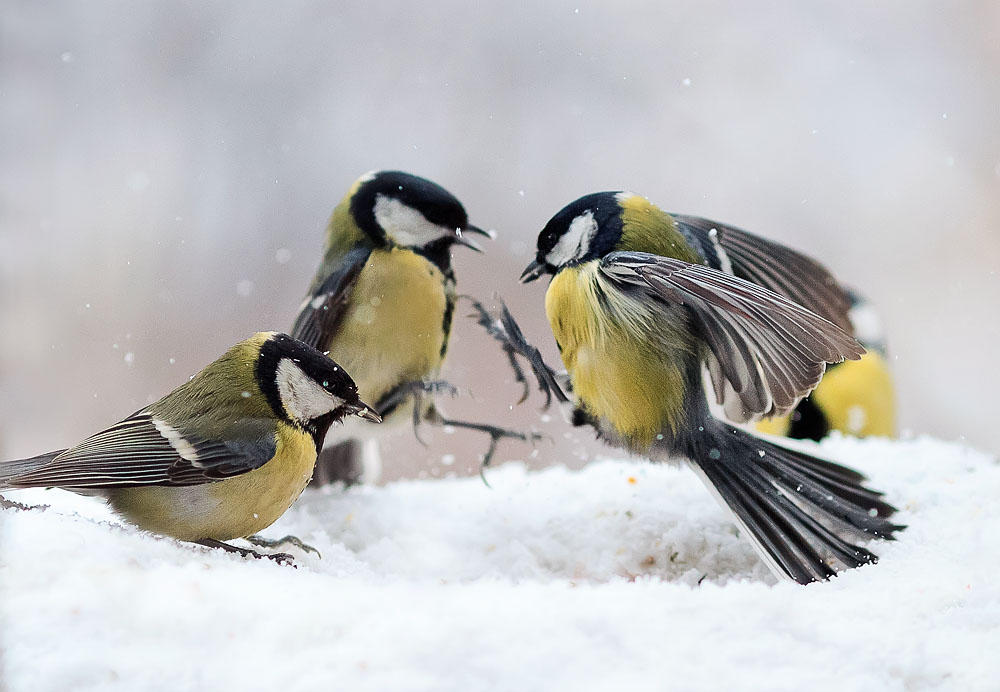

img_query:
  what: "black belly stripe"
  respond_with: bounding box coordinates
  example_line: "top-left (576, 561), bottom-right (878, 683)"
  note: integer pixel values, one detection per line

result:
top-left (440, 293), bottom-right (455, 358)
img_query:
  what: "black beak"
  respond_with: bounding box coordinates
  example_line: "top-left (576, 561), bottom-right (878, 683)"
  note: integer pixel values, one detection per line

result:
top-left (348, 400), bottom-right (382, 423)
top-left (463, 224), bottom-right (494, 238)
top-left (520, 259), bottom-right (546, 283)
top-left (454, 224), bottom-right (492, 252)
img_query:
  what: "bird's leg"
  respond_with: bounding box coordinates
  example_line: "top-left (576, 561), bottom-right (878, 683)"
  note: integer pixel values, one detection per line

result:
top-left (245, 534), bottom-right (321, 558)
top-left (465, 297), bottom-right (532, 403)
top-left (423, 407), bottom-right (546, 471)
top-left (380, 374), bottom-right (546, 473)
top-left (375, 379), bottom-right (460, 415)
top-left (193, 538), bottom-right (295, 566)
top-left (375, 379), bottom-right (461, 445)
top-left (464, 297), bottom-right (571, 408)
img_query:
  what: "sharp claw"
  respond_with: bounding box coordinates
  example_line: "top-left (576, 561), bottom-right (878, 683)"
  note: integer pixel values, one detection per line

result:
top-left (245, 534), bottom-right (320, 559)
top-left (412, 398), bottom-right (429, 447)
top-left (195, 539), bottom-right (298, 567)
top-left (269, 552), bottom-right (297, 567)
top-left (481, 435), bottom-right (500, 468)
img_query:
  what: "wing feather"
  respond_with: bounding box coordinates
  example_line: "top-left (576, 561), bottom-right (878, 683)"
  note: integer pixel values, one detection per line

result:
top-left (672, 214), bottom-right (854, 333)
top-left (7, 413), bottom-right (276, 488)
top-left (600, 251), bottom-right (863, 421)
top-left (290, 246), bottom-right (371, 350)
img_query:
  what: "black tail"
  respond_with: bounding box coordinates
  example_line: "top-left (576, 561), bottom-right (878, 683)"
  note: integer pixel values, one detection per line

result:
top-left (687, 422), bottom-right (903, 584)
top-left (0, 450), bottom-right (65, 490)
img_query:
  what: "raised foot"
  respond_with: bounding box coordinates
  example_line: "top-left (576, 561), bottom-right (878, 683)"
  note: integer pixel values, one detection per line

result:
top-left (465, 296), bottom-right (570, 408)
top-left (194, 538), bottom-right (296, 567)
top-left (245, 534), bottom-right (321, 558)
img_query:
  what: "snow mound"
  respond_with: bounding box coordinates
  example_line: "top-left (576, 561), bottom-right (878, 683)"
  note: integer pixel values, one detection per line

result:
top-left (1, 436), bottom-right (998, 691)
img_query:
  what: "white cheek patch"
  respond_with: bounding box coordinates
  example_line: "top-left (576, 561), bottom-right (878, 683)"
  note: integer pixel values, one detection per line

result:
top-left (374, 194), bottom-right (453, 247)
top-left (276, 358), bottom-right (344, 422)
top-left (546, 210), bottom-right (597, 267)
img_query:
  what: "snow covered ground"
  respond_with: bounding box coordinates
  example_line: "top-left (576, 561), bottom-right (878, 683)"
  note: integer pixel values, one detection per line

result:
top-left (1, 435), bottom-right (998, 692)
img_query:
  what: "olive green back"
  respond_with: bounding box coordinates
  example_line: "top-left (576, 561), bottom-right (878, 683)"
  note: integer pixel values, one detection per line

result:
top-left (147, 332), bottom-right (277, 439)
top-left (616, 194), bottom-right (702, 264)
top-left (311, 179), bottom-right (371, 294)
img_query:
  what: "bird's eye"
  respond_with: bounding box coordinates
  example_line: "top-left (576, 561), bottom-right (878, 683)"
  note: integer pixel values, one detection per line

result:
top-left (322, 380), bottom-right (329, 388)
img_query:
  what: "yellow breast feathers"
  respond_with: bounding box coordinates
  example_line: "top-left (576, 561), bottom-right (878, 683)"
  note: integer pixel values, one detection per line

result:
top-left (327, 247), bottom-right (449, 403)
top-left (106, 423), bottom-right (316, 542)
top-left (545, 263), bottom-right (687, 449)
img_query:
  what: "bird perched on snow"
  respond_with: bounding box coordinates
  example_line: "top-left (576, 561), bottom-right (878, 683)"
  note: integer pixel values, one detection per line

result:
top-left (490, 192), bottom-right (902, 584)
top-left (0, 332), bottom-right (380, 562)
top-left (756, 290), bottom-right (896, 441)
top-left (291, 170), bottom-right (535, 485)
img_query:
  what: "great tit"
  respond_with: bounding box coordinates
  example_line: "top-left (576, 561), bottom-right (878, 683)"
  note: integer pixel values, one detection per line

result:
top-left (291, 170), bottom-right (533, 485)
top-left (756, 290), bottom-right (896, 441)
top-left (0, 332), bottom-right (380, 561)
top-left (505, 192), bottom-right (903, 584)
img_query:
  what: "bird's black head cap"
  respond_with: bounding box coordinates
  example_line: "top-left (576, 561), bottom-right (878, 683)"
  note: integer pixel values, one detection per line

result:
top-left (257, 333), bottom-right (380, 448)
top-left (521, 192), bottom-right (625, 282)
top-left (347, 171), bottom-right (489, 266)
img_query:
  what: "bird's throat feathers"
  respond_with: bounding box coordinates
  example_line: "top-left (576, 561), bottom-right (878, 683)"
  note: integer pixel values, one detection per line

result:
top-left (545, 263), bottom-right (690, 448)
top-left (546, 263), bottom-right (654, 348)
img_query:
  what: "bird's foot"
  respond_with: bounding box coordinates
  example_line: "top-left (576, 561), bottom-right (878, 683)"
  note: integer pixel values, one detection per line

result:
top-left (375, 379), bottom-right (462, 446)
top-left (245, 534), bottom-right (321, 558)
top-left (194, 538), bottom-right (297, 567)
top-left (434, 416), bottom-right (546, 475)
top-left (375, 379), bottom-right (460, 414)
top-left (464, 296), bottom-right (570, 408)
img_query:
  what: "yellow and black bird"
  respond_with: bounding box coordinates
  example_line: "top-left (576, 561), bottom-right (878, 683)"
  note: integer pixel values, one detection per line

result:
top-left (497, 192), bottom-right (902, 583)
top-left (291, 170), bottom-right (532, 484)
top-left (0, 332), bottom-right (380, 561)
top-left (756, 290), bottom-right (896, 441)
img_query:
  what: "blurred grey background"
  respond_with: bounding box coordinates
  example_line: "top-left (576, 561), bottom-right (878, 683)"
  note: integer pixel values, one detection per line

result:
top-left (2, 1), bottom-right (998, 480)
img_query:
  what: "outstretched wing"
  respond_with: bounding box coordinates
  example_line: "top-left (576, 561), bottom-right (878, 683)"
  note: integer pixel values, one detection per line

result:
top-left (290, 246), bottom-right (372, 351)
top-left (5, 412), bottom-right (277, 489)
top-left (600, 251), bottom-right (864, 421)
top-left (672, 214), bottom-right (854, 334)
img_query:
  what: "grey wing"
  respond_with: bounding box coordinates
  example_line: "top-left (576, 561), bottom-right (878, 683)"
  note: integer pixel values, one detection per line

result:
top-left (290, 246), bottom-right (371, 350)
top-left (600, 251), bottom-right (864, 421)
top-left (672, 214), bottom-right (854, 334)
top-left (5, 412), bottom-right (277, 488)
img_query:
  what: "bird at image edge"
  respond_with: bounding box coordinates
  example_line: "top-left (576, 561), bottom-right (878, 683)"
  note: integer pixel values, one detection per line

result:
top-left (0, 332), bottom-right (380, 561)
top-left (291, 170), bottom-right (530, 485)
top-left (755, 290), bottom-right (897, 441)
top-left (513, 192), bottom-right (903, 584)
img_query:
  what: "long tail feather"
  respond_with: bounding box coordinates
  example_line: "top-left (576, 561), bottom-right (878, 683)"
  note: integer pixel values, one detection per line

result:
top-left (688, 422), bottom-right (903, 584)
